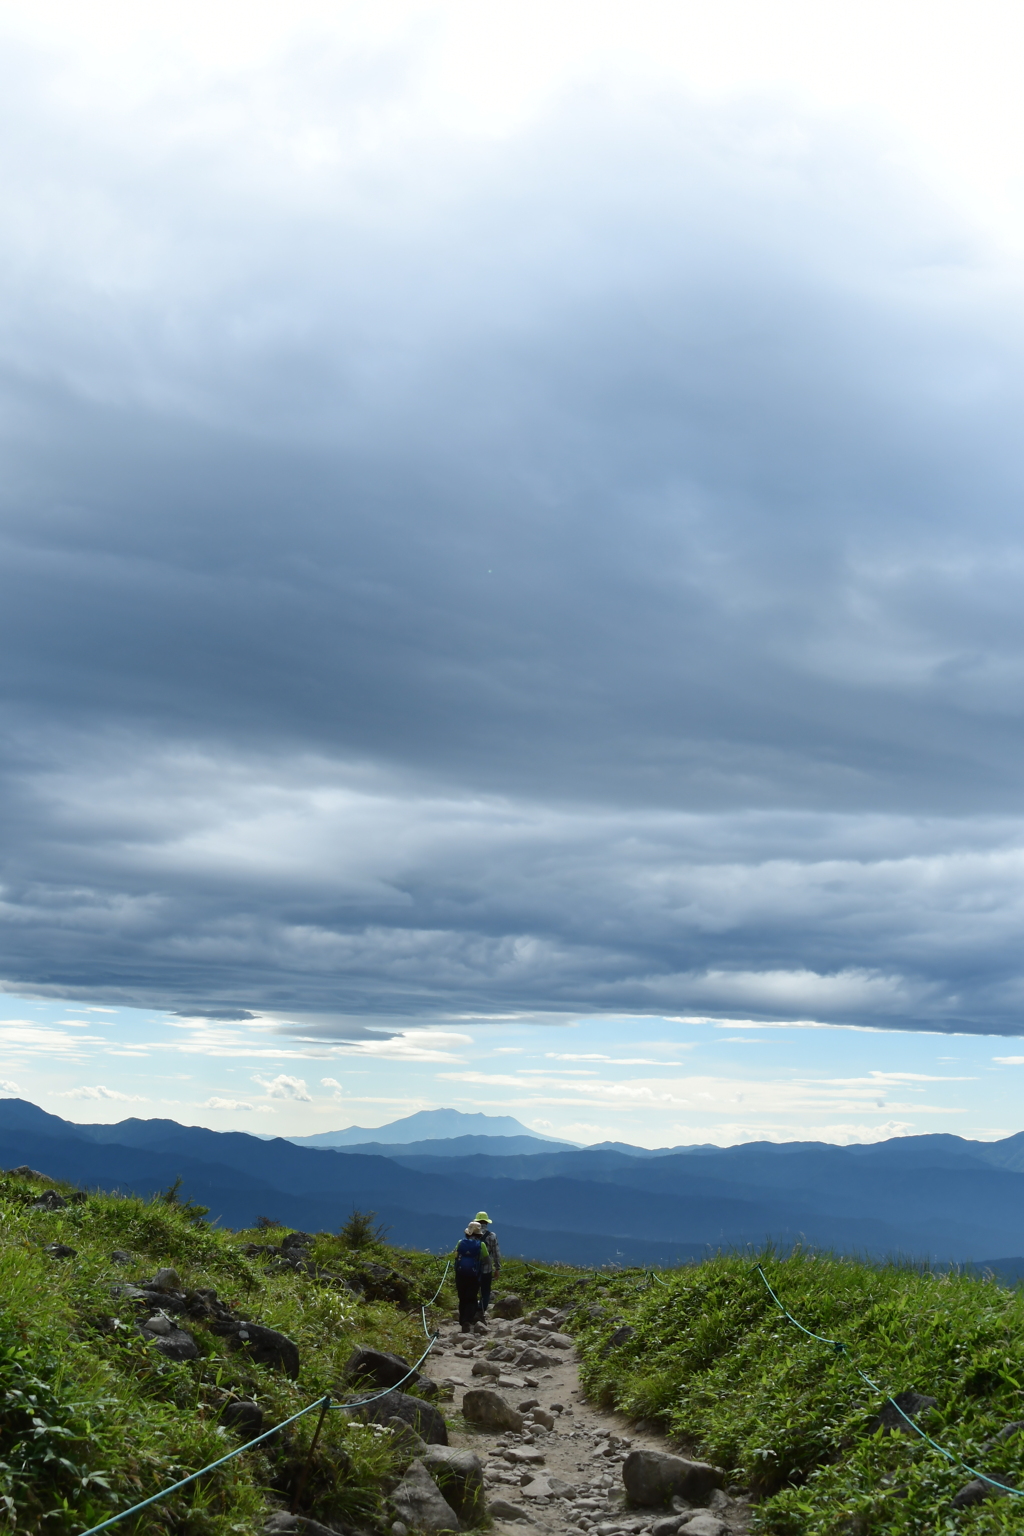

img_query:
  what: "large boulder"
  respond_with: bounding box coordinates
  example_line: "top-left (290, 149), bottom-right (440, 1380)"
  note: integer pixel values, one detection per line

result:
top-left (390, 1460), bottom-right (461, 1532)
top-left (358, 1389), bottom-right (448, 1444)
top-left (422, 1446), bottom-right (485, 1525)
top-left (461, 1388), bottom-right (524, 1433)
top-left (623, 1451), bottom-right (725, 1508)
top-left (29, 1190), bottom-right (67, 1210)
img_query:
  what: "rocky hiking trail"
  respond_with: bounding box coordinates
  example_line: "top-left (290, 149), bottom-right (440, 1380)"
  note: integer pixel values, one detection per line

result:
top-left (397, 1301), bottom-right (752, 1536)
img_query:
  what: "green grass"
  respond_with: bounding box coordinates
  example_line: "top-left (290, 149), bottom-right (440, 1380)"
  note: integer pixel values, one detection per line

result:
top-left (568, 1251), bottom-right (1024, 1536)
top-left (0, 1173), bottom-right (452, 1536)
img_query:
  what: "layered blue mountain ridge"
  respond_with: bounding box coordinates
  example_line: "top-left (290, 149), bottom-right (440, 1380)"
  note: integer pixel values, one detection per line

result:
top-left (1, 1097), bottom-right (1023, 1272)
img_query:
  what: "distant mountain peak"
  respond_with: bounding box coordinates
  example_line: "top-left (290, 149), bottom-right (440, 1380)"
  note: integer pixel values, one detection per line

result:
top-left (285, 1106), bottom-right (571, 1148)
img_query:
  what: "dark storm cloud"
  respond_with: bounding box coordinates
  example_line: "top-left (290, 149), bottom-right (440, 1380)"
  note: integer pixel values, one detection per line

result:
top-left (4, 65), bottom-right (1024, 1030)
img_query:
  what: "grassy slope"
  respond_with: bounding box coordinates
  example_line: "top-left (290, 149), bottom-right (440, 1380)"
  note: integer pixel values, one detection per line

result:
top-left (571, 1253), bottom-right (1024, 1536)
top-left (0, 1170), bottom-right (450, 1535)
top-left (9, 1164), bottom-right (1024, 1536)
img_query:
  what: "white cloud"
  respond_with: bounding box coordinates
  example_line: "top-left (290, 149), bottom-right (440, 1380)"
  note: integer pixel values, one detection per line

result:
top-left (58, 1085), bottom-right (146, 1101)
top-left (253, 1073), bottom-right (311, 1101)
top-left (321, 1076), bottom-right (342, 1088)
top-left (317, 1031), bottom-right (472, 1063)
top-left (993, 1056), bottom-right (1024, 1065)
top-left (0, 1080), bottom-right (20, 1097)
top-left (203, 1096), bottom-right (255, 1110)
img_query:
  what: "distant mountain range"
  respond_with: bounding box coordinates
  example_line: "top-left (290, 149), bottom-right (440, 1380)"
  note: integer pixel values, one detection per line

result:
top-left (2, 1098), bottom-right (1023, 1272)
top-left (285, 1108), bottom-right (576, 1150)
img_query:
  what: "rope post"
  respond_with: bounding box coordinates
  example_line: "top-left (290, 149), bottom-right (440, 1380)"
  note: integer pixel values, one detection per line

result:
top-left (291, 1394), bottom-right (331, 1515)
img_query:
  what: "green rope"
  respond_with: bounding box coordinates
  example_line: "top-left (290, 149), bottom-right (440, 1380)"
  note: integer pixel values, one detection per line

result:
top-left (752, 1262), bottom-right (1022, 1498)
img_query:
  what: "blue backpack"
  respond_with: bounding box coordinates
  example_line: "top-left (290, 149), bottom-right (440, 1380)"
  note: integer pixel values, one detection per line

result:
top-left (455, 1236), bottom-right (482, 1276)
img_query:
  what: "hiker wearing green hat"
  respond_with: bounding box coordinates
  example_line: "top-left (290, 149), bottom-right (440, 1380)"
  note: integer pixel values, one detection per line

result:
top-left (473, 1211), bottom-right (501, 1320)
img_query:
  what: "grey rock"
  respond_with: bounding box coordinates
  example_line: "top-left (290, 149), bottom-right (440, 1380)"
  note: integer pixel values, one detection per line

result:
top-left (149, 1267), bottom-right (183, 1291)
top-left (358, 1388), bottom-right (448, 1444)
top-left (867, 1391), bottom-right (937, 1437)
top-left (677, 1517), bottom-right (727, 1536)
top-left (518, 1399), bottom-right (540, 1412)
top-left (622, 1451), bottom-right (724, 1509)
top-left (529, 1409), bottom-right (555, 1431)
top-left (492, 1295), bottom-right (524, 1320)
top-left (983, 1419), bottom-right (1024, 1451)
top-left (386, 1416), bottom-right (429, 1460)
top-left (462, 1388), bottom-right (524, 1434)
top-left (652, 1519), bottom-right (683, 1536)
top-left (224, 1321), bottom-right (300, 1379)
top-left (392, 1525), bottom-right (408, 1536)
top-left (546, 1334), bottom-right (573, 1350)
top-left (29, 1190), bottom-right (67, 1210)
top-left (547, 1477), bottom-right (578, 1498)
top-left (952, 1478), bottom-right (1010, 1509)
top-left (488, 1498), bottom-right (533, 1523)
top-left (602, 1327), bottom-right (635, 1357)
top-left (522, 1476), bottom-right (555, 1499)
top-left (109, 1250), bottom-right (133, 1265)
top-left (9, 1166), bottom-right (46, 1179)
top-left (346, 1347), bottom-right (423, 1393)
top-left (391, 1459), bottom-right (461, 1532)
top-left (423, 1445), bottom-right (486, 1524)
top-left (220, 1400), bottom-right (264, 1437)
top-left (516, 1348), bottom-right (555, 1370)
top-left (262, 1514), bottom-right (358, 1536)
top-left (44, 1243), bottom-right (76, 1258)
top-left (471, 1359), bottom-right (502, 1378)
top-left (145, 1322), bottom-right (200, 1361)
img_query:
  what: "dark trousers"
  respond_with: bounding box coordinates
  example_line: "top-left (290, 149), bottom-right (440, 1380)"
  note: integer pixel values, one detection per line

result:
top-left (456, 1271), bottom-right (480, 1330)
top-left (479, 1275), bottom-right (492, 1315)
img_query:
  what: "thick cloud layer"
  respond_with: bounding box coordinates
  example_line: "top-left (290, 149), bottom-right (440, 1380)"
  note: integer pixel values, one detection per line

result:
top-left (4, 44), bottom-right (1024, 1032)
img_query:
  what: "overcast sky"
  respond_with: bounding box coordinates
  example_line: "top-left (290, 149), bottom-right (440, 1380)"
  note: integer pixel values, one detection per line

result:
top-left (5, 2), bottom-right (1024, 1141)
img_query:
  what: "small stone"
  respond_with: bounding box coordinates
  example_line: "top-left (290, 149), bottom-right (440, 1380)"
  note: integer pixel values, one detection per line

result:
top-left (357, 1388), bottom-right (448, 1445)
top-left (867, 1390), bottom-right (938, 1437)
top-left (518, 1399), bottom-right (541, 1412)
top-left (144, 1321), bottom-right (200, 1361)
top-left (529, 1409), bottom-right (555, 1431)
top-left (492, 1295), bottom-right (524, 1320)
top-left (677, 1517), bottom-right (727, 1536)
top-left (516, 1348), bottom-right (556, 1369)
top-left (29, 1190), bottom-right (67, 1210)
top-left (550, 1403), bottom-right (565, 1413)
top-left (110, 1250), bottom-right (132, 1265)
top-left (386, 1416), bottom-right (429, 1460)
top-left (952, 1478), bottom-right (1008, 1509)
top-left (488, 1497), bottom-right (533, 1523)
top-left (223, 1321), bottom-right (300, 1379)
top-left (472, 1359), bottom-right (502, 1378)
top-left (220, 1400), bottom-right (264, 1437)
top-left (462, 1388), bottom-right (524, 1433)
top-left (44, 1243), bottom-right (76, 1259)
top-left (601, 1327), bottom-right (635, 1357)
top-left (143, 1312), bottom-right (173, 1335)
top-left (652, 1519), bottom-right (682, 1536)
top-left (346, 1346), bottom-right (426, 1394)
top-left (392, 1524), bottom-right (408, 1536)
top-left (546, 1333), bottom-right (574, 1350)
top-left (149, 1267), bottom-right (183, 1292)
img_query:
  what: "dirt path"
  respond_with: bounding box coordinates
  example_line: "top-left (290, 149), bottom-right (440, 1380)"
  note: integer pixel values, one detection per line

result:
top-left (421, 1310), bottom-right (750, 1536)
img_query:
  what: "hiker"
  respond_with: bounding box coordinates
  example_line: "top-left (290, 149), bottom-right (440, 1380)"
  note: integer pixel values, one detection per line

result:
top-left (473, 1210), bottom-right (501, 1319)
top-left (454, 1221), bottom-right (484, 1332)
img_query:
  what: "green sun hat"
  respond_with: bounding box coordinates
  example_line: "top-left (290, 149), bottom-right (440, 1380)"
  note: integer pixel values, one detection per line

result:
top-left (474, 1210), bottom-right (491, 1223)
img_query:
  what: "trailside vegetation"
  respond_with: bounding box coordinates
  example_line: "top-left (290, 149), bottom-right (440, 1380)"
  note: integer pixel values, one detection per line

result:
top-left (4, 1165), bottom-right (1024, 1536)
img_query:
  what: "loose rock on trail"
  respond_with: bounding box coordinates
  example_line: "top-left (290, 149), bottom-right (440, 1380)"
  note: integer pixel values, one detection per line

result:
top-left (417, 1307), bottom-right (751, 1536)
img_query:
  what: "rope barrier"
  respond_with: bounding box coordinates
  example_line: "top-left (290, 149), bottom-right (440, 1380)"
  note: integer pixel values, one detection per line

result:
top-left (78, 1258), bottom-right (453, 1536)
top-left (752, 1262), bottom-right (1023, 1498)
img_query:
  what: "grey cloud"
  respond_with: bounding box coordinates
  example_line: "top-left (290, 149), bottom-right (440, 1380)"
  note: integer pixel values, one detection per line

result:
top-left (2, 64), bottom-right (1024, 1030)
